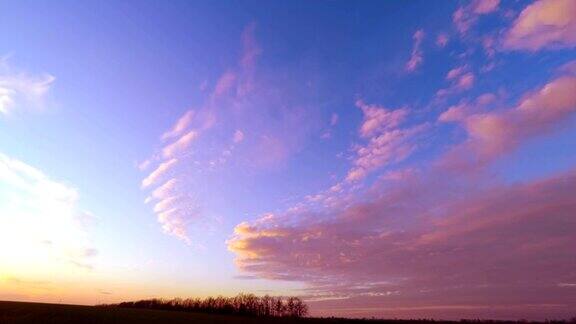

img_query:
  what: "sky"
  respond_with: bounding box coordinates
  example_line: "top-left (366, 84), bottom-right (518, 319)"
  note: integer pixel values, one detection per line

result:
top-left (0, 0), bottom-right (575, 320)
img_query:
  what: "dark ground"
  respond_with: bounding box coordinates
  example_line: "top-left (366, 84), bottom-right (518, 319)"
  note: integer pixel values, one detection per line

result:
top-left (0, 301), bottom-right (570, 324)
top-left (1, 301), bottom-right (291, 324)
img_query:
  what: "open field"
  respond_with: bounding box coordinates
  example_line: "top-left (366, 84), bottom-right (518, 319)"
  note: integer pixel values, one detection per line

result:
top-left (1, 300), bottom-right (286, 324)
top-left (0, 300), bottom-right (384, 324)
top-left (1, 301), bottom-right (572, 324)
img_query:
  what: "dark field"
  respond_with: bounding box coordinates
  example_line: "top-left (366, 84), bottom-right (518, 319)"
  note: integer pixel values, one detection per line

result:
top-left (0, 301), bottom-right (396, 324)
top-left (1, 301), bottom-right (296, 324)
top-left (0, 301), bottom-right (572, 324)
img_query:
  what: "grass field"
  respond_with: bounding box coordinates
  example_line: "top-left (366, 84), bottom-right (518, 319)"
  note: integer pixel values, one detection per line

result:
top-left (0, 301), bottom-right (398, 324)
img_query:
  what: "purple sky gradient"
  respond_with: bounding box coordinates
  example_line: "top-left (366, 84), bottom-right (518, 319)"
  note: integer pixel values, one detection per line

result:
top-left (0, 0), bottom-right (575, 320)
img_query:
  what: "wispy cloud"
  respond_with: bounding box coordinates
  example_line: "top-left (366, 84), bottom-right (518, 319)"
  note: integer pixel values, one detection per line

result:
top-left (405, 30), bottom-right (425, 72)
top-left (436, 66), bottom-right (476, 98)
top-left (453, 0), bottom-right (500, 35)
top-left (446, 65), bottom-right (467, 80)
top-left (139, 22), bottom-right (322, 243)
top-left (436, 33), bottom-right (449, 48)
top-left (162, 130), bottom-right (198, 158)
top-left (161, 110), bottom-right (195, 141)
top-left (0, 56), bottom-right (55, 116)
top-left (438, 92), bottom-right (497, 123)
top-left (473, 0), bottom-right (500, 14)
top-left (233, 130), bottom-right (245, 143)
top-left (141, 158), bottom-right (178, 188)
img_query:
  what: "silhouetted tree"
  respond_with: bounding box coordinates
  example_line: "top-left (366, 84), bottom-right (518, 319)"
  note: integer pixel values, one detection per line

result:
top-left (109, 293), bottom-right (308, 318)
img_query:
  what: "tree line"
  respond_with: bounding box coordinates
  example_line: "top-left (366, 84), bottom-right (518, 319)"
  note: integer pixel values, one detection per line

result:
top-left (104, 293), bottom-right (308, 318)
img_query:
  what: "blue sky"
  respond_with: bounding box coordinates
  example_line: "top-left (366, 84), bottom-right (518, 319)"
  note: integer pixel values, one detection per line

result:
top-left (1, 0), bottom-right (575, 320)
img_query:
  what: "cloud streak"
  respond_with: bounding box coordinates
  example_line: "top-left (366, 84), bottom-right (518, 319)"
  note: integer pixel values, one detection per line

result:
top-left (405, 30), bottom-right (425, 72)
top-left (141, 158), bottom-right (178, 188)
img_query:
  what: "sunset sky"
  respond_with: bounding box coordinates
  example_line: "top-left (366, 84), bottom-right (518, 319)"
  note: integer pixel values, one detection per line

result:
top-left (1, 0), bottom-right (575, 320)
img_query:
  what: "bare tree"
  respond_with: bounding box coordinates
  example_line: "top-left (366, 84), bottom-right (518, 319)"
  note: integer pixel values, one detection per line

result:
top-left (111, 293), bottom-right (308, 318)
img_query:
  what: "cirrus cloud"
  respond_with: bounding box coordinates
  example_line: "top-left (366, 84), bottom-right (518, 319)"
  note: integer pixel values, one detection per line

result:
top-left (139, 23), bottom-right (323, 243)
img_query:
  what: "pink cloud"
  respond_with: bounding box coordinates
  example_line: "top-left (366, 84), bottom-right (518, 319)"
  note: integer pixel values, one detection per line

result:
top-left (137, 158), bottom-right (152, 171)
top-left (238, 22), bottom-right (262, 97)
top-left (161, 110), bottom-right (195, 141)
top-left (157, 206), bottom-right (195, 244)
top-left (150, 178), bottom-right (178, 200)
top-left (346, 125), bottom-right (426, 182)
top-left (457, 72), bottom-right (475, 90)
top-left (229, 166), bottom-right (576, 319)
top-left (320, 114), bottom-right (340, 140)
top-left (473, 0), bottom-right (500, 14)
top-left (453, 7), bottom-right (471, 34)
top-left (453, 0), bottom-right (500, 34)
top-left (405, 30), bottom-right (425, 72)
top-left (212, 71), bottom-right (237, 99)
top-left (437, 68), bottom-right (476, 98)
top-left (355, 100), bottom-right (408, 138)
top-left (0, 58), bottom-right (55, 116)
top-left (436, 33), bottom-right (449, 48)
top-left (330, 113), bottom-right (339, 126)
top-left (440, 74), bottom-right (576, 167)
top-left (153, 196), bottom-right (178, 213)
top-left (482, 36), bottom-right (496, 57)
top-left (439, 102), bottom-right (470, 123)
top-left (446, 65), bottom-right (466, 80)
top-left (240, 22), bottom-right (262, 71)
top-left (476, 92), bottom-right (497, 105)
top-left (162, 130), bottom-right (198, 158)
top-left (439, 93), bottom-right (497, 123)
top-left (559, 60), bottom-right (576, 75)
top-left (233, 130), bottom-right (245, 143)
top-left (141, 158), bottom-right (178, 188)
top-left (345, 100), bottom-right (426, 182)
top-left (150, 191), bottom-right (202, 244)
top-left (504, 0), bottom-right (576, 50)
